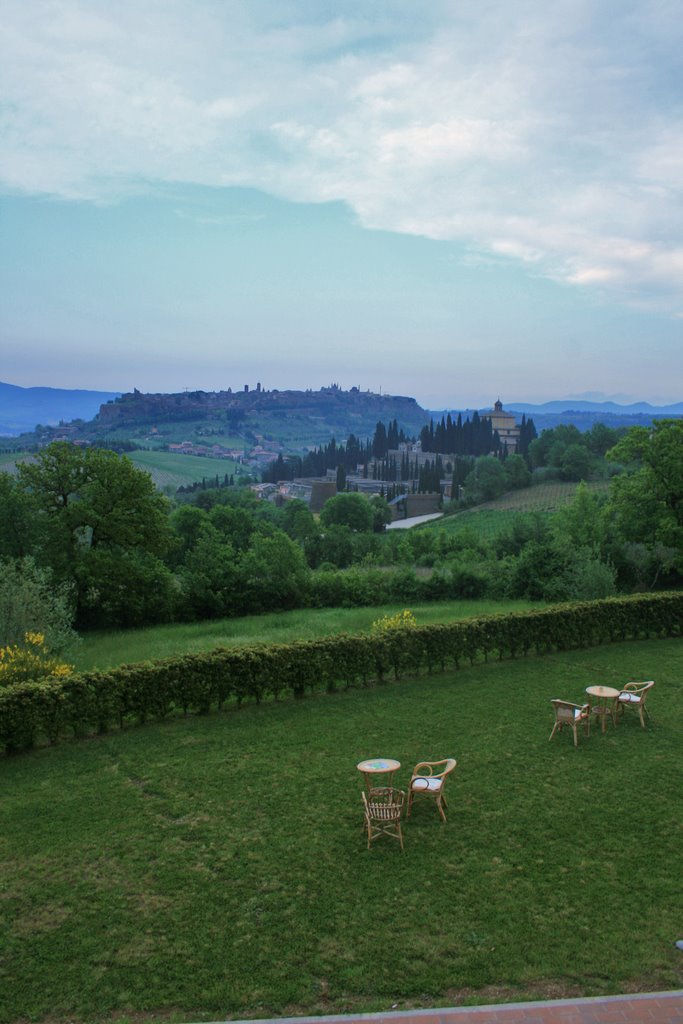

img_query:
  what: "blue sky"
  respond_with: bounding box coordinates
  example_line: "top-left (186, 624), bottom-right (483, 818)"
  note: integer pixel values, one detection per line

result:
top-left (1, 0), bottom-right (682, 408)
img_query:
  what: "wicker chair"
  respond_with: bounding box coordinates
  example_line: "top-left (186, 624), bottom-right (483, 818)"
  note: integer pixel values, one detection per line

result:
top-left (617, 681), bottom-right (654, 728)
top-left (362, 787), bottom-right (405, 850)
top-left (406, 759), bottom-right (457, 822)
top-left (549, 699), bottom-right (590, 746)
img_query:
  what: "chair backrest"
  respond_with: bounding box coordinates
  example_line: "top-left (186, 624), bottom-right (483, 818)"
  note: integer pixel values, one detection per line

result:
top-left (363, 787), bottom-right (405, 820)
top-left (551, 699), bottom-right (584, 721)
top-left (412, 758), bottom-right (456, 780)
top-left (621, 681), bottom-right (654, 701)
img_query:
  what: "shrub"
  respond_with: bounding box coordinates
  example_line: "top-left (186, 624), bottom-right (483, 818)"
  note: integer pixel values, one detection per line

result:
top-left (1, 593), bottom-right (681, 754)
top-left (371, 609), bottom-right (418, 634)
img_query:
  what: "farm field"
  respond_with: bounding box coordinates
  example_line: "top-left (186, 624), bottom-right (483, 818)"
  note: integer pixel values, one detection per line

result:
top-left (127, 449), bottom-right (241, 490)
top-left (72, 599), bottom-right (542, 671)
top-left (0, 451), bottom-right (33, 474)
top-left (2, 637), bottom-right (682, 1024)
top-left (431, 480), bottom-right (612, 540)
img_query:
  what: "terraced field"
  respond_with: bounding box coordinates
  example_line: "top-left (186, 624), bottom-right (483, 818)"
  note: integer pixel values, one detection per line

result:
top-left (429, 480), bottom-right (611, 540)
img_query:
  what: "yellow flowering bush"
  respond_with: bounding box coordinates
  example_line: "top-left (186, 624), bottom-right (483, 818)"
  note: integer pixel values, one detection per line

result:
top-left (371, 609), bottom-right (418, 634)
top-left (0, 632), bottom-right (73, 688)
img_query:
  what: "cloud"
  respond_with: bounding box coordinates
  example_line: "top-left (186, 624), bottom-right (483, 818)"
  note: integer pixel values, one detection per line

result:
top-left (1, 0), bottom-right (682, 311)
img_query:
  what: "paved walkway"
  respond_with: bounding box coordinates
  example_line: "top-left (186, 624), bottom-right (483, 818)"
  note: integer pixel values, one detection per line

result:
top-left (223, 991), bottom-right (683, 1024)
top-left (386, 513), bottom-right (444, 530)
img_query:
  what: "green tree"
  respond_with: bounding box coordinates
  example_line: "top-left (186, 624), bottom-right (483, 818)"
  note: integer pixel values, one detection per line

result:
top-left (179, 532), bottom-right (240, 619)
top-left (280, 499), bottom-right (318, 544)
top-left (607, 419), bottom-right (683, 539)
top-left (554, 482), bottom-right (607, 550)
top-left (503, 454), bottom-right (531, 490)
top-left (239, 531), bottom-right (310, 612)
top-left (17, 442), bottom-right (173, 627)
top-left (464, 456), bottom-right (507, 502)
top-left (0, 557), bottom-right (78, 653)
top-left (320, 493), bottom-right (373, 532)
top-left (369, 494), bottom-right (392, 533)
top-left (558, 444), bottom-right (593, 482)
top-left (0, 473), bottom-right (43, 559)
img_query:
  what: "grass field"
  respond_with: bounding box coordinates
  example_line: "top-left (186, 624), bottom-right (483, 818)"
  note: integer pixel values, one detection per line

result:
top-left (127, 450), bottom-right (241, 491)
top-left (72, 600), bottom-right (542, 671)
top-left (2, 637), bottom-right (682, 1024)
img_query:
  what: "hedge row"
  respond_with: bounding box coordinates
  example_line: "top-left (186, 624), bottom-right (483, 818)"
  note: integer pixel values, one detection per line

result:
top-left (1, 592), bottom-right (681, 754)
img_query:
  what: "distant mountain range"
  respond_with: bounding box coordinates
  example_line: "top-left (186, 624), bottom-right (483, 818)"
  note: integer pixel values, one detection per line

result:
top-left (0, 382), bottom-right (121, 436)
top-left (506, 399), bottom-right (683, 416)
top-left (1, 380), bottom-right (681, 440)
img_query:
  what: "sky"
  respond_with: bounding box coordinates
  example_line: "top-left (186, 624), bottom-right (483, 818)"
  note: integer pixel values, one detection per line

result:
top-left (1, 0), bottom-right (682, 410)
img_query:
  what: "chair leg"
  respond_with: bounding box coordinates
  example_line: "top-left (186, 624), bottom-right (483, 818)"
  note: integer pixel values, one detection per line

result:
top-left (549, 723), bottom-right (559, 741)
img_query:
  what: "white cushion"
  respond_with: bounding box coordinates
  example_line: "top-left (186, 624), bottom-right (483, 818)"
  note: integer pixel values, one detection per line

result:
top-left (412, 777), bottom-right (442, 792)
top-left (619, 693), bottom-right (641, 704)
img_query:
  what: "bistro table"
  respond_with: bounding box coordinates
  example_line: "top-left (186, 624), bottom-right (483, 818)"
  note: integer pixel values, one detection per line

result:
top-left (357, 757), bottom-right (401, 791)
top-left (585, 685), bottom-right (621, 734)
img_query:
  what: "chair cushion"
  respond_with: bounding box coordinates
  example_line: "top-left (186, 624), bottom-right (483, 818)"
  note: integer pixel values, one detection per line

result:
top-left (412, 777), bottom-right (442, 792)
top-left (573, 708), bottom-right (586, 719)
top-left (619, 693), bottom-right (641, 704)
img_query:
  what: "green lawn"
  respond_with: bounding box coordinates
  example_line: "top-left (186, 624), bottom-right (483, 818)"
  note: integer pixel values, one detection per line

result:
top-left (2, 637), bottom-right (682, 1024)
top-left (73, 600), bottom-right (542, 671)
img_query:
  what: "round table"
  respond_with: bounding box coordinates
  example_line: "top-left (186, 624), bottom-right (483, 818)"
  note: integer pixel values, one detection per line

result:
top-left (586, 685), bottom-right (620, 734)
top-left (357, 757), bottom-right (401, 791)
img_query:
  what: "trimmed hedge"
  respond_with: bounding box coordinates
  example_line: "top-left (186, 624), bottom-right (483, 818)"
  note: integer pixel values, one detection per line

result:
top-left (1, 593), bottom-right (681, 754)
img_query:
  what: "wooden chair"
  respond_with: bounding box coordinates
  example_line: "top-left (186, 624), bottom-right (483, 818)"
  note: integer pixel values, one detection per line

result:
top-left (406, 759), bottom-right (457, 821)
top-left (362, 787), bottom-right (405, 850)
top-left (549, 699), bottom-right (590, 746)
top-left (617, 681), bottom-right (654, 728)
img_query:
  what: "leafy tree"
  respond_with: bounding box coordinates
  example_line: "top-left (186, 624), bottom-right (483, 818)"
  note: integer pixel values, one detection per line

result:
top-left (0, 473), bottom-right (43, 559)
top-left (178, 532), bottom-right (240, 619)
top-left (239, 531), bottom-right (310, 612)
top-left (16, 442), bottom-right (173, 627)
top-left (75, 549), bottom-right (177, 630)
top-left (464, 456), bottom-right (507, 502)
top-left (320, 493), bottom-right (373, 532)
top-left (316, 524), bottom-right (355, 568)
top-left (369, 494), bottom-right (392, 533)
top-left (504, 454), bottom-right (531, 490)
top-left (558, 444), bottom-right (593, 481)
top-left (280, 499), bottom-right (318, 544)
top-left (0, 557), bottom-right (78, 653)
top-left (553, 482), bottom-right (607, 550)
top-left (606, 419), bottom-right (683, 581)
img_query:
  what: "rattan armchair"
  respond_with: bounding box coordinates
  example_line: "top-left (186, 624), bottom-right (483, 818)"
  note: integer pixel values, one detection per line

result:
top-left (549, 699), bottom-right (590, 746)
top-left (406, 758), bottom-right (457, 821)
top-left (617, 681), bottom-right (654, 728)
top-left (362, 787), bottom-right (405, 850)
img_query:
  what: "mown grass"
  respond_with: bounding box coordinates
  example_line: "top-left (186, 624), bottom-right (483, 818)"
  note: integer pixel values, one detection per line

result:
top-left (72, 600), bottom-right (542, 672)
top-left (2, 637), bottom-right (682, 1024)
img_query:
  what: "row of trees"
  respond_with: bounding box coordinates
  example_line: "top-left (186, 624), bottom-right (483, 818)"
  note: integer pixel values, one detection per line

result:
top-left (419, 410), bottom-right (537, 457)
top-left (264, 411), bottom-right (539, 486)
